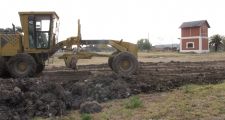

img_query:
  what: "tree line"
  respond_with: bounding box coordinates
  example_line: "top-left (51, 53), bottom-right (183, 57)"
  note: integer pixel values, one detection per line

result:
top-left (137, 34), bottom-right (225, 52)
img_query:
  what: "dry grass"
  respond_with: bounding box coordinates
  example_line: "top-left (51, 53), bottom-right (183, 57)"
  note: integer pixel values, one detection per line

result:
top-left (35, 81), bottom-right (225, 120)
top-left (138, 51), bottom-right (225, 62)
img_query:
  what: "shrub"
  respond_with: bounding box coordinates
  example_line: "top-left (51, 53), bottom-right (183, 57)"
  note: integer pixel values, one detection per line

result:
top-left (81, 113), bottom-right (92, 120)
top-left (125, 96), bottom-right (143, 109)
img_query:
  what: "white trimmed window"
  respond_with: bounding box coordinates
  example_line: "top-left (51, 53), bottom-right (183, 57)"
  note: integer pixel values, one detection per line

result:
top-left (186, 42), bottom-right (194, 48)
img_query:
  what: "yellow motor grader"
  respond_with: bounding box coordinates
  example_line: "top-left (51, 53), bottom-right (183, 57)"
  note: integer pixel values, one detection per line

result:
top-left (0, 11), bottom-right (138, 78)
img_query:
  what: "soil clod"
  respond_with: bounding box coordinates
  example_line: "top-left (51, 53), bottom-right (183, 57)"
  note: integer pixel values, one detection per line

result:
top-left (80, 101), bottom-right (102, 114)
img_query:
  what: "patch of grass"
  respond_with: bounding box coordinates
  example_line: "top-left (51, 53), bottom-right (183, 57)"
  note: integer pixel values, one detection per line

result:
top-left (81, 113), bottom-right (92, 120)
top-left (182, 84), bottom-right (213, 94)
top-left (138, 51), bottom-right (184, 58)
top-left (183, 84), bottom-right (196, 93)
top-left (125, 96), bottom-right (143, 109)
top-left (219, 108), bottom-right (225, 114)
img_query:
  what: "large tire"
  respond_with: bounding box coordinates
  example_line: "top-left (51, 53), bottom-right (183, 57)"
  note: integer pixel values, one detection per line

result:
top-left (108, 51), bottom-right (119, 70)
top-left (7, 53), bottom-right (37, 78)
top-left (112, 52), bottom-right (138, 76)
top-left (36, 63), bottom-right (45, 74)
top-left (0, 56), bottom-right (6, 76)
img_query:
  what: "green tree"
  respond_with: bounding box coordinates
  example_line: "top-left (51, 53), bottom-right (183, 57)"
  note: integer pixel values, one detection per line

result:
top-left (137, 39), bottom-right (152, 51)
top-left (209, 34), bottom-right (224, 52)
top-left (222, 39), bottom-right (225, 51)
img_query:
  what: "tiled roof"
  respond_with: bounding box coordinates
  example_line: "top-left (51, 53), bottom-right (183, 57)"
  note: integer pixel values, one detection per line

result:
top-left (180, 20), bottom-right (210, 28)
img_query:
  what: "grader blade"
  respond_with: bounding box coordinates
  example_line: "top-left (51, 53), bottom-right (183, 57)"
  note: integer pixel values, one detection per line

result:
top-left (56, 20), bottom-right (139, 76)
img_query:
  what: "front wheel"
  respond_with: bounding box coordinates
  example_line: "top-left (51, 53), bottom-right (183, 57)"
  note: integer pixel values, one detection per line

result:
top-left (112, 52), bottom-right (138, 76)
top-left (7, 53), bottom-right (37, 78)
top-left (108, 51), bottom-right (119, 70)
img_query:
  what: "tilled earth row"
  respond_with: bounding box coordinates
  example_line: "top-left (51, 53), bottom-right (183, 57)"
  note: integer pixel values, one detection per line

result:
top-left (1, 60), bottom-right (225, 120)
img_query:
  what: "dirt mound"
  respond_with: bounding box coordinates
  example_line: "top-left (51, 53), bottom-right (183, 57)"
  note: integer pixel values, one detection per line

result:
top-left (80, 101), bottom-right (102, 114)
top-left (0, 61), bottom-right (225, 119)
top-left (0, 79), bottom-right (68, 119)
top-left (0, 73), bottom-right (131, 119)
top-left (69, 74), bottom-right (131, 102)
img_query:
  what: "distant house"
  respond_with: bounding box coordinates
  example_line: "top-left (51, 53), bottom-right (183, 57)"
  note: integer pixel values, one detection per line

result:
top-left (179, 20), bottom-right (210, 53)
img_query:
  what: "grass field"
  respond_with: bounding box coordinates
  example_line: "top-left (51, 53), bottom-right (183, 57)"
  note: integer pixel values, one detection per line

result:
top-left (138, 51), bottom-right (225, 62)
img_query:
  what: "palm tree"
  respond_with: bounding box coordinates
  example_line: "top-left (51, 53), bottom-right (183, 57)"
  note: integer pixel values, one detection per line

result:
top-left (209, 34), bottom-right (224, 52)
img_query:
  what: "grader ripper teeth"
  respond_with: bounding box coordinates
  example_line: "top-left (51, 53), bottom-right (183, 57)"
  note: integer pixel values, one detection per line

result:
top-left (0, 11), bottom-right (138, 78)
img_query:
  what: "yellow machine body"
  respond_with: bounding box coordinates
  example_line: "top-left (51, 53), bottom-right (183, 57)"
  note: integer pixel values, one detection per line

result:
top-left (0, 34), bottom-right (22, 56)
top-left (0, 11), bottom-right (138, 78)
top-left (0, 12), bottom-right (59, 56)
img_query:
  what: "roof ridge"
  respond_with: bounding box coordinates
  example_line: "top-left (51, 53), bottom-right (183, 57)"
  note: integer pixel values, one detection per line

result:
top-left (180, 20), bottom-right (210, 28)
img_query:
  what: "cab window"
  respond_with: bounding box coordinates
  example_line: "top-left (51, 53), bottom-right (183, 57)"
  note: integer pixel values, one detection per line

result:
top-left (28, 15), bottom-right (51, 49)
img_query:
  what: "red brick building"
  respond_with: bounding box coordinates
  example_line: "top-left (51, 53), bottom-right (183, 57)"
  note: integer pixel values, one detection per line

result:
top-left (179, 20), bottom-right (210, 53)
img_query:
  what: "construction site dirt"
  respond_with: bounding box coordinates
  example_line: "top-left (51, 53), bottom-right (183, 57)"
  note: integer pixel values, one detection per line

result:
top-left (1, 60), bottom-right (225, 120)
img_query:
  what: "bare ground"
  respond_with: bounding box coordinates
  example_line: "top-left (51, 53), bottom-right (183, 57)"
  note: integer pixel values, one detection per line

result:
top-left (1, 58), bottom-right (225, 119)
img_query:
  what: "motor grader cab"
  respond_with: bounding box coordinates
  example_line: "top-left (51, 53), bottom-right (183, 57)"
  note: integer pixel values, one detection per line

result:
top-left (0, 12), bottom-right (59, 78)
top-left (0, 11), bottom-right (138, 78)
top-left (19, 12), bottom-right (59, 53)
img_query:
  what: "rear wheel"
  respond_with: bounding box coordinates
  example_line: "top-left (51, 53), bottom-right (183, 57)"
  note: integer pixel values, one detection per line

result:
top-left (7, 53), bottom-right (37, 78)
top-left (112, 52), bottom-right (138, 76)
